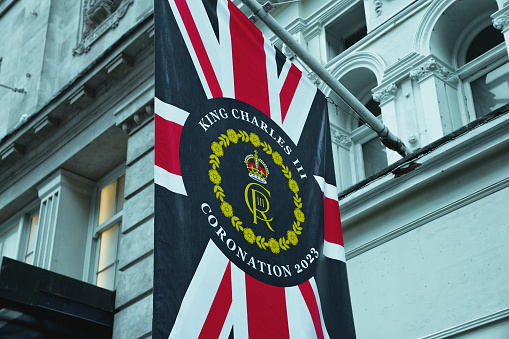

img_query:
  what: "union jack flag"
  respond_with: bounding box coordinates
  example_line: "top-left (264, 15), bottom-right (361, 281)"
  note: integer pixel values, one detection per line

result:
top-left (153, 0), bottom-right (356, 338)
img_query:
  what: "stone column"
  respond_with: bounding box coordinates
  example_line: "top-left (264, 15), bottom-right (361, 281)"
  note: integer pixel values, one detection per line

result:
top-left (303, 22), bottom-right (326, 64)
top-left (409, 57), bottom-right (460, 144)
top-left (492, 5), bottom-right (509, 56)
top-left (35, 169), bottom-right (93, 280)
top-left (373, 83), bottom-right (399, 164)
top-left (113, 105), bottom-right (155, 339)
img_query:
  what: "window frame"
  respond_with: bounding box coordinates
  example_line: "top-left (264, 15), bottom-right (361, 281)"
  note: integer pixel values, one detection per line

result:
top-left (324, 0), bottom-right (367, 62)
top-left (457, 42), bottom-right (508, 122)
top-left (83, 164), bottom-right (126, 289)
top-left (351, 121), bottom-right (381, 182)
top-left (0, 201), bottom-right (40, 263)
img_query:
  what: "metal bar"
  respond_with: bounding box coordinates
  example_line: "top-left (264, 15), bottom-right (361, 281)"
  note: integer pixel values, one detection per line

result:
top-left (239, 0), bottom-right (410, 157)
top-left (0, 83), bottom-right (25, 93)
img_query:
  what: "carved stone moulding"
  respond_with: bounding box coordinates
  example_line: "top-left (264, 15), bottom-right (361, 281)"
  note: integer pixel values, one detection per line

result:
top-left (409, 57), bottom-right (459, 87)
top-left (374, 0), bottom-right (383, 17)
top-left (73, 0), bottom-right (134, 56)
top-left (373, 83), bottom-right (397, 104)
top-left (493, 16), bottom-right (509, 32)
top-left (492, 5), bottom-right (509, 34)
top-left (121, 104), bottom-right (154, 135)
top-left (85, 0), bottom-right (122, 29)
top-left (330, 128), bottom-right (352, 149)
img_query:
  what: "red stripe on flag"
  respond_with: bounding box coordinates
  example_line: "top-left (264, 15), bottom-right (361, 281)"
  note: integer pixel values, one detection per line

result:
top-left (155, 114), bottom-right (182, 176)
top-left (229, 1), bottom-right (271, 117)
top-left (298, 281), bottom-right (325, 339)
top-left (198, 262), bottom-right (233, 339)
top-left (323, 194), bottom-right (344, 246)
top-left (174, 0), bottom-right (222, 98)
top-left (279, 64), bottom-right (302, 123)
top-left (245, 274), bottom-right (290, 339)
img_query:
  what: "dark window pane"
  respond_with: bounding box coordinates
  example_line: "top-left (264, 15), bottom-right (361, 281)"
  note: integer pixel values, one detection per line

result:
top-left (466, 26), bottom-right (504, 63)
top-left (362, 138), bottom-right (388, 178)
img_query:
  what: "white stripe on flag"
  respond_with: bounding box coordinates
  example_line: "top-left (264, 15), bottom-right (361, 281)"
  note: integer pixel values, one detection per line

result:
top-left (155, 97), bottom-right (190, 126)
top-left (265, 41), bottom-right (287, 126)
top-left (169, 240), bottom-right (230, 339)
top-left (282, 76), bottom-right (317, 145)
top-left (227, 264), bottom-right (249, 338)
top-left (323, 240), bottom-right (346, 262)
top-left (187, 0), bottom-right (234, 97)
top-left (154, 165), bottom-right (187, 196)
top-left (286, 285), bottom-right (318, 339)
top-left (313, 175), bottom-right (337, 200)
top-left (309, 278), bottom-right (331, 339)
top-left (165, 0), bottom-right (213, 99)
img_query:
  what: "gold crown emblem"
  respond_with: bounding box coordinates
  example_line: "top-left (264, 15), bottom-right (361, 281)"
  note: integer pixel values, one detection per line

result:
top-left (245, 150), bottom-right (269, 184)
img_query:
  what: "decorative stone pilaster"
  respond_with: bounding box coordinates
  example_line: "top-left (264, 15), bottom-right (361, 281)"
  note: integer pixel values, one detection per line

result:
top-left (372, 82), bottom-right (399, 164)
top-left (303, 22), bottom-right (325, 63)
top-left (409, 58), bottom-right (459, 87)
top-left (409, 56), bottom-right (462, 143)
top-left (35, 170), bottom-right (93, 279)
top-left (329, 125), bottom-right (354, 191)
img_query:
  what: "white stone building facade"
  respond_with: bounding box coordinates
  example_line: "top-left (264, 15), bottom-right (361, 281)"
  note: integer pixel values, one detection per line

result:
top-left (0, 0), bottom-right (508, 338)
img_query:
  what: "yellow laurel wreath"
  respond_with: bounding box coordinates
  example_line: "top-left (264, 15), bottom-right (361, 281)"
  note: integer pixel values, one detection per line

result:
top-left (208, 129), bottom-right (304, 254)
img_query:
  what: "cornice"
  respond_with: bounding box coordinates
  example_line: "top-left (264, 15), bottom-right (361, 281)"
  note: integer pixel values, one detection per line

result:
top-left (418, 308), bottom-right (509, 339)
top-left (409, 56), bottom-right (459, 87)
top-left (269, 0), bottom-right (353, 47)
top-left (346, 175), bottom-right (509, 260)
top-left (0, 14), bottom-right (154, 210)
top-left (302, 21), bottom-right (323, 42)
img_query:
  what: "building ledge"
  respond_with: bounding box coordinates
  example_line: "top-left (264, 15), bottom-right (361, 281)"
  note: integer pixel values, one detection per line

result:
top-left (339, 104), bottom-right (509, 201)
top-left (0, 257), bottom-right (114, 338)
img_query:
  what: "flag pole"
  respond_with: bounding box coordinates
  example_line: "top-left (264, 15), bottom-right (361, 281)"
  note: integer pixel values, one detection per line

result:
top-left (239, 0), bottom-right (411, 157)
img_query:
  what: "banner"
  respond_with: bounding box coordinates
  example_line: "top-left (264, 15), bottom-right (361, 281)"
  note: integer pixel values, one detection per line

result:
top-left (154, 0), bottom-right (356, 338)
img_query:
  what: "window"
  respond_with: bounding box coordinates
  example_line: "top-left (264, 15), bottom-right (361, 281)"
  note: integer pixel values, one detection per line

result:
top-left (325, 1), bottom-right (367, 60)
top-left (329, 67), bottom-right (388, 189)
top-left (88, 167), bottom-right (125, 290)
top-left (459, 22), bottom-right (509, 119)
top-left (362, 137), bottom-right (387, 178)
top-left (0, 204), bottom-right (40, 264)
top-left (0, 224), bottom-right (19, 260)
top-left (24, 212), bottom-right (39, 264)
top-left (470, 61), bottom-right (509, 118)
top-left (465, 26), bottom-right (504, 64)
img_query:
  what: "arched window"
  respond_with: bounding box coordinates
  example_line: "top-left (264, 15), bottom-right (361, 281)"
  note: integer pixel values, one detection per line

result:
top-left (445, 1), bottom-right (509, 120)
top-left (463, 25), bottom-right (508, 118)
top-left (465, 25), bottom-right (504, 64)
top-left (328, 67), bottom-right (387, 189)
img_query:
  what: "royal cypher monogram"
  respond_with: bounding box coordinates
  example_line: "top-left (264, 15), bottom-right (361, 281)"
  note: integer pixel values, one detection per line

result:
top-left (200, 106), bottom-right (312, 252)
top-left (208, 127), bottom-right (304, 254)
top-left (197, 106), bottom-right (319, 281)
